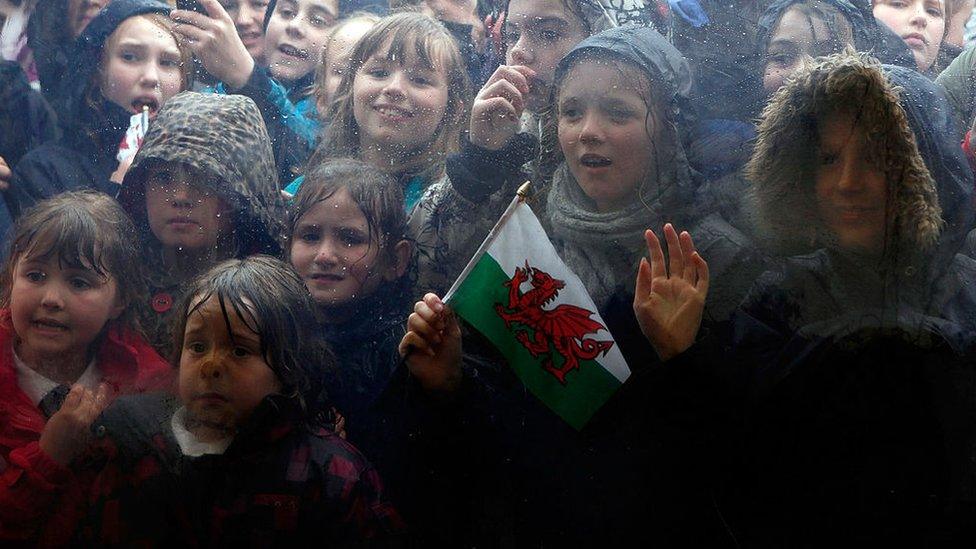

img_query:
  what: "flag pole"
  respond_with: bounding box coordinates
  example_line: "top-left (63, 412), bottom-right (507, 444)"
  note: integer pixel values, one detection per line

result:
top-left (443, 181), bottom-right (531, 303)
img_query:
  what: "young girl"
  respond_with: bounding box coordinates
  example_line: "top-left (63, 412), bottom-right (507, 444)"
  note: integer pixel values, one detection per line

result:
top-left (118, 91), bottom-right (286, 357)
top-left (314, 12), bottom-right (379, 123)
top-left (83, 256), bottom-right (402, 545)
top-left (172, 0), bottom-right (338, 184)
top-left (0, 191), bottom-right (171, 545)
top-left (873, 0), bottom-right (950, 74)
top-left (7, 0), bottom-right (191, 227)
top-left (287, 158), bottom-right (469, 542)
top-left (304, 12), bottom-right (470, 210)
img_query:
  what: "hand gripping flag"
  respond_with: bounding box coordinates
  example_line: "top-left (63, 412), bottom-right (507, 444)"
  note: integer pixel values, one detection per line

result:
top-left (444, 184), bottom-right (631, 429)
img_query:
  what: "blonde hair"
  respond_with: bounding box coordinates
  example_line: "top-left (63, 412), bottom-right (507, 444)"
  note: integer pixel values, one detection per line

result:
top-left (313, 12), bottom-right (382, 106)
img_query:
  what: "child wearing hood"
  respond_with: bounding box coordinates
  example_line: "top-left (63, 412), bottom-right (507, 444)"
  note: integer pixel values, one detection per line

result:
top-left (171, 0), bottom-right (337, 185)
top-left (117, 91), bottom-right (286, 358)
top-left (402, 25), bottom-right (763, 546)
top-left (639, 51), bottom-right (976, 545)
top-left (5, 0), bottom-right (191, 234)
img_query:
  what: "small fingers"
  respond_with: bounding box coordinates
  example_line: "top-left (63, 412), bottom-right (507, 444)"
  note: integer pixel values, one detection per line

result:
top-left (663, 223), bottom-right (684, 279)
top-left (60, 384), bottom-right (86, 412)
top-left (634, 257), bottom-right (652, 301)
top-left (406, 312), bottom-right (442, 345)
top-left (693, 252), bottom-right (710, 295)
top-left (644, 229), bottom-right (666, 280)
top-left (678, 231), bottom-right (697, 285)
top-left (399, 332), bottom-right (435, 357)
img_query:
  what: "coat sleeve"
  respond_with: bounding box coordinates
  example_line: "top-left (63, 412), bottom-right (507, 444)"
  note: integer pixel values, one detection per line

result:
top-left (0, 441), bottom-right (73, 541)
top-left (409, 134), bottom-right (537, 296)
top-left (936, 46), bottom-right (976, 143)
top-left (222, 67), bottom-right (319, 186)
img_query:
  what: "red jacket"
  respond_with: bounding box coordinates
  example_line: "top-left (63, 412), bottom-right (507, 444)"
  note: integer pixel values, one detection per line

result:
top-left (0, 310), bottom-right (171, 546)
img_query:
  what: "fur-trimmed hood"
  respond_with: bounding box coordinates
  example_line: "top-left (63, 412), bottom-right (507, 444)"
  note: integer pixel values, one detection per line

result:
top-left (747, 51), bottom-right (973, 263)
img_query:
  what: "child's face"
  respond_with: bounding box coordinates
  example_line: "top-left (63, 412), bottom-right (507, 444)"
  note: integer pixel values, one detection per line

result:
top-left (353, 40), bottom-right (450, 159)
top-left (100, 16), bottom-right (184, 118)
top-left (69, 0), bottom-right (109, 38)
top-left (873, 0), bottom-right (945, 72)
top-left (318, 20), bottom-right (375, 114)
top-left (219, 0), bottom-right (271, 62)
top-left (179, 295), bottom-right (281, 436)
top-left (10, 253), bottom-right (124, 366)
top-left (264, 0), bottom-right (338, 84)
top-left (557, 60), bottom-right (655, 213)
top-left (764, 7), bottom-right (842, 94)
top-left (144, 163), bottom-right (233, 253)
top-left (814, 110), bottom-right (889, 252)
top-left (505, 0), bottom-right (588, 113)
top-left (290, 187), bottom-right (398, 311)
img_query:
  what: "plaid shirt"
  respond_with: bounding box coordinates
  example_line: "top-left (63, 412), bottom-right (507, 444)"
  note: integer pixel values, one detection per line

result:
top-left (82, 393), bottom-right (404, 546)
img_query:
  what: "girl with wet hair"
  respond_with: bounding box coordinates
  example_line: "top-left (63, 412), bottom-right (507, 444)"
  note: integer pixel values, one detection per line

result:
top-left (0, 191), bottom-right (170, 545)
top-left (83, 255), bottom-right (404, 545)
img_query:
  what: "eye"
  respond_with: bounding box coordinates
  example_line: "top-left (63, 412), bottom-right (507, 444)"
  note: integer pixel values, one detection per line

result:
top-left (411, 74), bottom-right (433, 86)
top-left (280, 7), bottom-right (296, 18)
top-left (232, 346), bottom-right (251, 357)
top-left (299, 230), bottom-right (320, 242)
top-left (365, 67), bottom-right (389, 78)
top-left (70, 277), bottom-right (93, 290)
top-left (559, 106), bottom-right (582, 121)
top-left (608, 108), bottom-right (635, 123)
top-left (120, 50), bottom-right (139, 62)
top-left (187, 341), bottom-right (206, 354)
top-left (926, 6), bottom-right (942, 17)
top-left (819, 152), bottom-right (840, 166)
top-left (539, 29), bottom-right (560, 41)
top-left (310, 14), bottom-right (332, 27)
top-left (25, 270), bottom-right (45, 283)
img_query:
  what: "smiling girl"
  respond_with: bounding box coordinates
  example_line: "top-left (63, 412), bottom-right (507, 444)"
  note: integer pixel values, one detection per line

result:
top-left (7, 0), bottom-right (190, 224)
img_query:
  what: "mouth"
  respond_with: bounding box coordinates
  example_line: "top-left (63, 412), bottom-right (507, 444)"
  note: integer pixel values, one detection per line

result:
top-left (166, 217), bottom-right (198, 230)
top-left (372, 103), bottom-right (412, 121)
top-left (241, 31), bottom-right (263, 46)
top-left (835, 205), bottom-right (878, 220)
top-left (309, 273), bottom-right (345, 284)
top-left (579, 154), bottom-right (612, 168)
top-left (195, 392), bottom-right (228, 404)
top-left (32, 318), bottom-right (69, 332)
top-left (131, 97), bottom-right (159, 117)
top-left (903, 33), bottom-right (928, 47)
top-left (278, 43), bottom-right (309, 61)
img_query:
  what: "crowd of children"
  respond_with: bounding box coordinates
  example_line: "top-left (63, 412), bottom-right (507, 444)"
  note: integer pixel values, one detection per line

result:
top-left (3, 0), bottom-right (976, 545)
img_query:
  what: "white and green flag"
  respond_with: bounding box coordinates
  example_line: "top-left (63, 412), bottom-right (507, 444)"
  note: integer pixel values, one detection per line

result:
top-left (444, 192), bottom-right (631, 429)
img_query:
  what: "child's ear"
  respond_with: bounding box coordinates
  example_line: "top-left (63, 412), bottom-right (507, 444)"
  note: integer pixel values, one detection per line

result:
top-left (383, 239), bottom-right (414, 281)
top-left (109, 295), bottom-right (127, 322)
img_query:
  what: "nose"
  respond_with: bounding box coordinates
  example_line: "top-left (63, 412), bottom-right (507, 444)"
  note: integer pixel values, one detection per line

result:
top-left (381, 70), bottom-right (407, 100)
top-left (313, 237), bottom-right (340, 267)
top-left (168, 181), bottom-right (196, 208)
top-left (508, 35), bottom-right (533, 65)
top-left (41, 283), bottom-right (65, 310)
top-left (285, 14), bottom-right (306, 38)
top-left (140, 62), bottom-right (160, 89)
top-left (835, 155), bottom-right (866, 194)
top-left (236, 3), bottom-right (254, 27)
top-left (578, 111), bottom-right (605, 144)
top-left (198, 353), bottom-right (226, 379)
top-left (910, 4), bottom-right (928, 28)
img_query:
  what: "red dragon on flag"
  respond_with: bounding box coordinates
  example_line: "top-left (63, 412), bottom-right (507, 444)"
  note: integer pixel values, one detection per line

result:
top-left (494, 262), bottom-right (615, 384)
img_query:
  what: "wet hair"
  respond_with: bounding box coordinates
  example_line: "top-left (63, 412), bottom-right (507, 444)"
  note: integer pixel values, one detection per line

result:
top-left (315, 12), bottom-right (470, 177)
top-left (0, 191), bottom-right (147, 332)
top-left (171, 255), bottom-right (336, 414)
top-left (313, 12), bottom-right (381, 107)
top-left (765, 1), bottom-right (855, 61)
top-left (287, 158), bottom-right (408, 264)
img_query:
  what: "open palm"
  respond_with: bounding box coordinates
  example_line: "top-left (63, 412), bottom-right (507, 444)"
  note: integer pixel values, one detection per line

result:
top-left (633, 224), bottom-right (709, 361)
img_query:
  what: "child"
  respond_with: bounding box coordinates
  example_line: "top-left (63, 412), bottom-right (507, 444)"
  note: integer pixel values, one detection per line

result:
top-left (5, 0), bottom-right (191, 234)
top-left (873, 0), bottom-right (949, 74)
top-left (0, 191), bottom-right (171, 545)
top-left (314, 12), bottom-right (380, 123)
top-left (172, 0), bottom-right (338, 184)
top-left (300, 12), bottom-right (468, 211)
top-left (216, 0), bottom-right (272, 63)
top-left (84, 255), bottom-right (403, 545)
top-left (117, 91), bottom-right (286, 357)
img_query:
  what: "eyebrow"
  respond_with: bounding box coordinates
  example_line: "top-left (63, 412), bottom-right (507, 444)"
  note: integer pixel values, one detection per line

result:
top-left (511, 16), bottom-right (570, 29)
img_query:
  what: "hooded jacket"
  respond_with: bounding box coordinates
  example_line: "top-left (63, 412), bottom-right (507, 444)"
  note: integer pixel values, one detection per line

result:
top-left (24, 0), bottom-right (71, 101)
top-left (5, 0), bottom-right (173, 234)
top-left (715, 51), bottom-right (976, 545)
top-left (118, 91), bottom-right (286, 356)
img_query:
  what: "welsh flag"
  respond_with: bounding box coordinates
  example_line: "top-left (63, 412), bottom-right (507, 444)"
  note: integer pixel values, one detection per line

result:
top-left (444, 190), bottom-right (631, 429)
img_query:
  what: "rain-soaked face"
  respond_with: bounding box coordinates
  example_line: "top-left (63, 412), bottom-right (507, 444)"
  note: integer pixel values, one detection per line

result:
top-left (289, 187), bottom-right (398, 312)
top-left (69, 0), bottom-right (110, 38)
top-left (143, 162), bottom-right (234, 253)
top-left (764, 7), bottom-right (852, 94)
top-left (179, 294), bottom-right (281, 438)
top-left (218, 0), bottom-right (271, 62)
top-left (99, 16), bottom-right (184, 118)
top-left (505, 0), bottom-right (589, 113)
top-left (873, 0), bottom-right (945, 72)
top-left (264, 0), bottom-right (338, 84)
top-left (557, 58), bottom-right (656, 213)
top-left (353, 39), bottom-right (450, 162)
top-left (318, 19), bottom-right (376, 114)
top-left (814, 110), bottom-right (890, 252)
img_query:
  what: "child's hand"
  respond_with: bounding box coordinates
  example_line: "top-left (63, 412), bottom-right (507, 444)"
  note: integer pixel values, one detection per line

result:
top-left (469, 65), bottom-right (535, 150)
top-left (633, 224), bottom-right (709, 362)
top-left (399, 293), bottom-right (463, 393)
top-left (0, 155), bottom-right (10, 191)
top-left (38, 383), bottom-right (111, 466)
top-left (172, 0), bottom-right (255, 89)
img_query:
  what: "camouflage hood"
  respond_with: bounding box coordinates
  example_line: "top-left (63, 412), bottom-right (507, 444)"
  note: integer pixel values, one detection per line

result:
top-left (747, 51), bottom-right (974, 261)
top-left (120, 91), bottom-right (286, 256)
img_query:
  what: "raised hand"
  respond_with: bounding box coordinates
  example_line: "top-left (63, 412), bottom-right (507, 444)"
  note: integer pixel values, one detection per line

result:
top-left (469, 65), bottom-right (535, 150)
top-left (38, 383), bottom-right (111, 466)
top-left (398, 293), bottom-right (463, 393)
top-left (171, 0), bottom-right (255, 89)
top-left (633, 224), bottom-right (709, 361)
